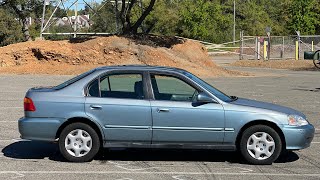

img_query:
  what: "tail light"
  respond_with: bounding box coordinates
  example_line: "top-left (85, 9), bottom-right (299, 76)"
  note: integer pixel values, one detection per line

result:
top-left (24, 97), bottom-right (36, 112)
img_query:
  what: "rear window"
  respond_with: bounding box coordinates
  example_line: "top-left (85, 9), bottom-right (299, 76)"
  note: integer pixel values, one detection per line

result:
top-left (53, 69), bottom-right (96, 90)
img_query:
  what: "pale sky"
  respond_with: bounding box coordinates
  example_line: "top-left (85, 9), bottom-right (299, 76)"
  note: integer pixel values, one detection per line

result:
top-left (55, 0), bottom-right (103, 10)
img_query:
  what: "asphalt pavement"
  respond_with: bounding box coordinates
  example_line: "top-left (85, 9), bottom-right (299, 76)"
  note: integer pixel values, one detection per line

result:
top-left (0, 66), bottom-right (319, 180)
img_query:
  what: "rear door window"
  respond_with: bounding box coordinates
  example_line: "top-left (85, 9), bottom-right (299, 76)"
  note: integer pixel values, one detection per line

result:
top-left (88, 73), bottom-right (144, 99)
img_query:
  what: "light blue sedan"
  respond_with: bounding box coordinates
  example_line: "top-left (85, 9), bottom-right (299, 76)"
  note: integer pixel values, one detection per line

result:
top-left (19, 65), bottom-right (315, 164)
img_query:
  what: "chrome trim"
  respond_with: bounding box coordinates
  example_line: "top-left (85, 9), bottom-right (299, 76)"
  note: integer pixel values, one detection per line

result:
top-left (224, 128), bottom-right (235, 132)
top-left (104, 125), bottom-right (150, 129)
top-left (153, 126), bottom-right (224, 131)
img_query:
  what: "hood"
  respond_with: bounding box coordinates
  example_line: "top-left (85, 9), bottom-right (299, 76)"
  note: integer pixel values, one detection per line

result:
top-left (229, 98), bottom-right (305, 117)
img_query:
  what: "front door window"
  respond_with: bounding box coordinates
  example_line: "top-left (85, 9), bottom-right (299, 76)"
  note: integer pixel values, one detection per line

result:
top-left (151, 74), bottom-right (198, 102)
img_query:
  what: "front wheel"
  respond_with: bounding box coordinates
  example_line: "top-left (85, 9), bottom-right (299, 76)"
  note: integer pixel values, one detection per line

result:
top-left (240, 125), bottom-right (282, 165)
top-left (59, 123), bottom-right (100, 162)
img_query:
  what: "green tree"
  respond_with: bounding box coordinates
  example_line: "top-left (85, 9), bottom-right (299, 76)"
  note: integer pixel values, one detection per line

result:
top-left (287, 0), bottom-right (320, 35)
top-left (90, 2), bottom-right (117, 33)
top-left (1, 0), bottom-right (42, 41)
top-left (0, 8), bottom-right (24, 46)
top-left (115, 0), bottom-right (156, 34)
top-left (145, 0), bottom-right (179, 35)
top-left (177, 0), bottom-right (233, 43)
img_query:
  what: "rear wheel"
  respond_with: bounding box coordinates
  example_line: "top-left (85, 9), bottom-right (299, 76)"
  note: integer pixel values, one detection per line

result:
top-left (59, 123), bottom-right (100, 162)
top-left (240, 125), bottom-right (282, 165)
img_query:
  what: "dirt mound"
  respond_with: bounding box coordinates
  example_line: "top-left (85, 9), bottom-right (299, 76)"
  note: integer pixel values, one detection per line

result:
top-left (0, 36), bottom-right (244, 77)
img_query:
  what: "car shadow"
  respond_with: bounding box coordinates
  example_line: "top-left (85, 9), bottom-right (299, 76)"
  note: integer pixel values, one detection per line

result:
top-left (2, 141), bottom-right (299, 164)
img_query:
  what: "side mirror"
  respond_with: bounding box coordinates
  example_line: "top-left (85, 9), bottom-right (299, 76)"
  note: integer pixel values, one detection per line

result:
top-left (196, 92), bottom-right (217, 103)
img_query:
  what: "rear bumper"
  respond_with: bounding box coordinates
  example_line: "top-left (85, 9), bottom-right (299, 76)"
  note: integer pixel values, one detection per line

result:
top-left (18, 117), bottom-right (63, 142)
top-left (282, 124), bottom-right (315, 150)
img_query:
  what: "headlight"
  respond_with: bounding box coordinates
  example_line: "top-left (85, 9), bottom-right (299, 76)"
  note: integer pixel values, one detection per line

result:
top-left (288, 115), bottom-right (309, 126)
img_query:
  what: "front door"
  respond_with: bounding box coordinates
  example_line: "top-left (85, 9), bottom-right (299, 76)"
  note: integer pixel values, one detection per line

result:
top-left (149, 73), bottom-right (225, 144)
top-left (85, 72), bottom-right (152, 144)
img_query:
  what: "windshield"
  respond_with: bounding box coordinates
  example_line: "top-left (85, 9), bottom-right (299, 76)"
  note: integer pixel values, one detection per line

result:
top-left (53, 69), bottom-right (96, 90)
top-left (182, 71), bottom-right (233, 102)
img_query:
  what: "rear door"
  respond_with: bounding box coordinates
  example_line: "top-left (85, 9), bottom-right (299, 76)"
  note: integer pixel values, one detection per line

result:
top-left (85, 71), bottom-right (152, 144)
top-left (149, 72), bottom-right (225, 144)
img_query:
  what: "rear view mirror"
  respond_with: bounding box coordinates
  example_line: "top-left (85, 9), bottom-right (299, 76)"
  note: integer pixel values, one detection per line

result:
top-left (196, 92), bottom-right (217, 103)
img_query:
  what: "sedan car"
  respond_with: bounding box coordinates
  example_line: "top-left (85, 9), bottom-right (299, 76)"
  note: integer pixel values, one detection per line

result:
top-left (19, 65), bottom-right (315, 164)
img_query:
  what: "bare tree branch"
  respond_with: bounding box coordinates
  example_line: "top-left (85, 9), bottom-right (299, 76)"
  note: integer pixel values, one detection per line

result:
top-left (130, 0), bottom-right (156, 34)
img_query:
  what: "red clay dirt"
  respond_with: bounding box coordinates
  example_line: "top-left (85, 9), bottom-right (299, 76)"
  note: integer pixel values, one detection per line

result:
top-left (0, 36), bottom-right (245, 77)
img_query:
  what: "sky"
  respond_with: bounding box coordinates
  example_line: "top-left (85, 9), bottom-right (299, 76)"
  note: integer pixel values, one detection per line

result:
top-left (53, 0), bottom-right (103, 10)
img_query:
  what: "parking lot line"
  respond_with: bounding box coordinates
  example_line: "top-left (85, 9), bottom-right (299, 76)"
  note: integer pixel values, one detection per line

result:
top-left (0, 107), bottom-right (21, 109)
top-left (0, 171), bottom-right (319, 177)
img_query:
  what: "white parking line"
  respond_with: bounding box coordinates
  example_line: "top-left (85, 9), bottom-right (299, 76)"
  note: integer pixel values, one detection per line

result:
top-left (108, 161), bottom-right (253, 173)
top-left (0, 107), bottom-right (21, 109)
top-left (0, 171), bottom-right (319, 177)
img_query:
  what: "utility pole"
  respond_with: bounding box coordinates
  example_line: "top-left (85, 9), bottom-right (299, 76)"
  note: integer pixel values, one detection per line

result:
top-left (233, 0), bottom-right (236, 45)
top-left (74, 1), bottom-right (78, 38)
top-left (40, 0), bottom-right (50, 39)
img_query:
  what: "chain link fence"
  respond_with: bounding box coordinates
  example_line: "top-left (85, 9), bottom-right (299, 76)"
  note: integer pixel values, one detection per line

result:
top-left (239, 34), bottom-right (320, 60)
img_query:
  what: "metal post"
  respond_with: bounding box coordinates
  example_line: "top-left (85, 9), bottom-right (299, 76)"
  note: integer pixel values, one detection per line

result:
top-left (239, 31), bottom-right (244, 60)
top-left (312, 41), bottom-right (314, 51)
top-left (42, 0), bottom-right (62, 33)
top-left (296, 31), bottom-right (300, 60)
top-left (267, 33), bottom-right (271, 60)
top-left (295, 41), bottom-right (299, 60)
top-left (233, 0), bottom-right (236, 45)
top-left (40, 0), bottom-right (48, 39)
top-left (255, 37), bottom-right (258, 60)
top-left (281, 36), bottom-right (285, 59)
top-left (74, 1), bottom-right (78, 38)
top-left (257, 37), bottom-right (261, 60)
top-left (263, 41), bottom-right (267, 60)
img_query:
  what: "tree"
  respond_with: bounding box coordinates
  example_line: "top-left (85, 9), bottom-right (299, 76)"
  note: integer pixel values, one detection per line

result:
top-left (145, 0), bottom-right (179, 35)
top-left (177, 0), bottom-right (233, 43)
top-left (90, 2), bottom-right (117, 33)
top-left (0, 8), bottom-right (24, 46)
top-left (287, 0), bottom-right (320, 35)
top-left (0, 0), bottom-right (41, 41)
top-left (115, 0), bottom-right (156, 34)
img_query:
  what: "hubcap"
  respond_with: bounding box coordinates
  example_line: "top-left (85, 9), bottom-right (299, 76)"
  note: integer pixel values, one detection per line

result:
top-left (65, 129), bottom-right (92, 157)
top-left (246, 132), bottom-right (275, 160)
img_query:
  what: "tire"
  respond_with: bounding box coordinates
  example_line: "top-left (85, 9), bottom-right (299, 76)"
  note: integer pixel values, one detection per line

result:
top-left (59, 122), bottom-right (101, 162)
top-left (239, 125), bottom-right (282, 165)
top-left (313, 59), bottom-right (320, 69)
top-left (313, 50), bottom-right (320, 69)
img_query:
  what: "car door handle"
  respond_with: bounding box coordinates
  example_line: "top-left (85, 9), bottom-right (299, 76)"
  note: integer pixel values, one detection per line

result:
top-left (90, 105), bottom-right (102, 110)
top-left (157, 108), bottom-right (170, 113)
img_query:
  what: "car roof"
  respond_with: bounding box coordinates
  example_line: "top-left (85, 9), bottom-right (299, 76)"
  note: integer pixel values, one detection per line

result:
top-left (94, 65), bottom-right (187, 73)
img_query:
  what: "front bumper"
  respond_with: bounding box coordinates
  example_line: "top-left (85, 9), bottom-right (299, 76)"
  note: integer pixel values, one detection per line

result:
top-left (282, 124), bottom-right (315, 150)
top-left (18, 117), bottom-right (63, 142)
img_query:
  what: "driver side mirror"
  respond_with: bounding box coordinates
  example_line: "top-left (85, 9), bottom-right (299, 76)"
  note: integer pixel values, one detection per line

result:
top-left (196, 92), bottom-right (217, 103)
